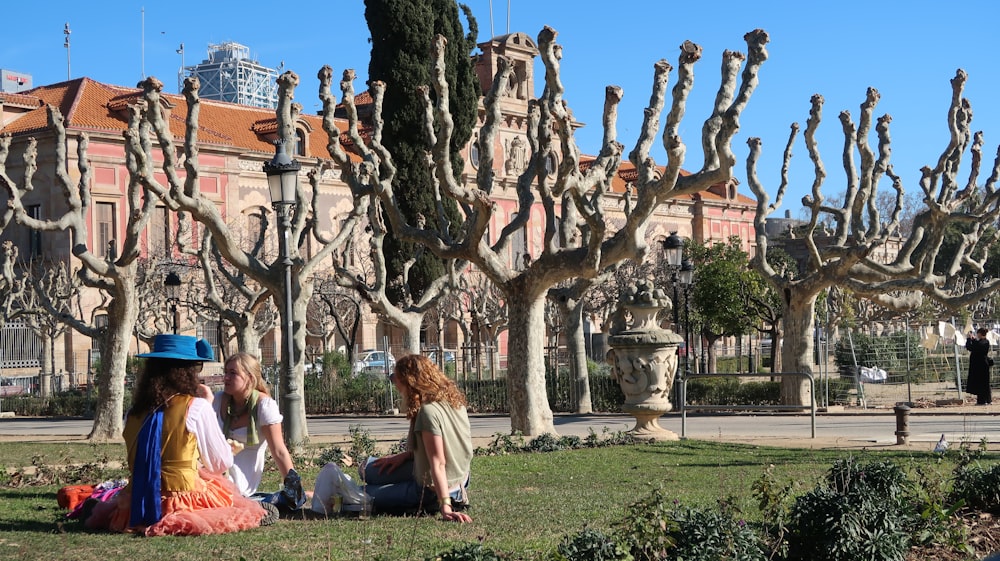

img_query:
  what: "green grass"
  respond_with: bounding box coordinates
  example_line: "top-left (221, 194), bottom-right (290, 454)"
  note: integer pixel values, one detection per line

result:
top-left (0, 440), bottom-right (965, 561)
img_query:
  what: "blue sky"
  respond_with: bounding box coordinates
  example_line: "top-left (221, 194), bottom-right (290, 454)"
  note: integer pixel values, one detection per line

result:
top-left (3, 1), bottom-right (999, 217)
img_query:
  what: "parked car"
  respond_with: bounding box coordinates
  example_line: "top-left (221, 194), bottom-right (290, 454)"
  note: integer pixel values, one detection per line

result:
top-left (352, 350), bottom-right (395, 376)
top-left (427, 349), bottom-right (456, 365)
top-left (0, 377), bottom-right (25, 397)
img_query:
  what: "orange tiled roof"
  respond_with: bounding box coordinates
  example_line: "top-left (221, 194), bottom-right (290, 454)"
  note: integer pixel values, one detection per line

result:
top-left (579, 157), bottom-right (695, 197)
top-left (0, 78), bottom-right (350, 161)
top-left (0, 91), bottom-right (43, 109)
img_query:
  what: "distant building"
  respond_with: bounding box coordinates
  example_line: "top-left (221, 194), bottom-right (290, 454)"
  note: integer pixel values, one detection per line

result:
top-left (0, 32), bottom-right (757, 375)
top-left (0, 70), bottom-right (32, 93)
top-left (185, 42), bottom-right (278, 109)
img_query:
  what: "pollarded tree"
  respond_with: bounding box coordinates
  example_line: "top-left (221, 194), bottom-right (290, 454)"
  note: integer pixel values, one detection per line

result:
top-left (125, 76), bottom-right (369, 446)
top-left (188, 223), bottom-right (277, 361)
top-left (316, 28), bottom-right (769, 435)
top-left (0, 108), bottom-right (157, 440)
top-left (748, 71), bottom-right (1000, 406)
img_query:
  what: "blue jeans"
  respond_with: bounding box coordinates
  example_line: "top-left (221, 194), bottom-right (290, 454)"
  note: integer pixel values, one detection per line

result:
top-left (361, 457), bottom-right (467, 514)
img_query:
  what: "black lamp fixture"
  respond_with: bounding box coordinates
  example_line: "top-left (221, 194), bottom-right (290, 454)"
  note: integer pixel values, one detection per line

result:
top-left (678, 258), bottom-right (695, 376)
top-left (662, 232), bottom-right (683, 267)
top-left (263, 139), bottom-right (301, 207)
top-left (164, 271), bottom-right (182, 334)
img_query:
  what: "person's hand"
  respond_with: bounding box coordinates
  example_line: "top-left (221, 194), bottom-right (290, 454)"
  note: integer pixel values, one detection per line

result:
top-left (440, 504), bottom-right (472, 523)
top-left (227, 438), bottom-right (245, 455)
top-left (372, 452), bottom-right (410, 475)
top-left (196, 384), bottom-right (213, 402)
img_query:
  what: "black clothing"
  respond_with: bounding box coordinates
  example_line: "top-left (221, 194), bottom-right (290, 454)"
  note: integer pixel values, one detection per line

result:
top-left (966, 336), bottom-right (993, 404)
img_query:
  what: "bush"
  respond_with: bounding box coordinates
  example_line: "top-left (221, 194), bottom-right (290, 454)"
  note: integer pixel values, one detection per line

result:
top-left (553, 528), bottom-right (633, 561)
top-left (614, 488), bottom-right (765, 561)
top-left (950, 463), bottom-right (1000, 512)
top-left (684, 377), bottom-right (780, 406)
top-left (427, 543), bottom-right (502, 561)
top-left (785, 459), bottom-right (913, 561)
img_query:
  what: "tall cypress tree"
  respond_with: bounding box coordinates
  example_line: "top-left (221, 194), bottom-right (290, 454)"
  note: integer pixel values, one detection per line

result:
top-left (365, 0), bottom-right (479, 303)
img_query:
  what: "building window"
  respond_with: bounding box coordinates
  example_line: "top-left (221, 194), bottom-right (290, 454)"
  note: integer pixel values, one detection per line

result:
top-left (470, 138), bottom-right (480, 169)
top-left (95, 202), bottom-right (116, 258)
top-left (544, 152), bottom-right (558, 176)
top-left (295, 129), bottom-right (307, 157)
top-left (511, 212), bottom-right (527, 270)
top-left (26, 205), bottom-right (42, 258)
top-left (246, 209), bottom-right (265, 247)
top-left (150, 206), bottom-right (169, 257)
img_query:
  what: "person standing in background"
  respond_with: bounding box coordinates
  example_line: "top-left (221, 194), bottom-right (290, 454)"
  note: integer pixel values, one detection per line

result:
top-left (966, 327), bottom-right (993, 405)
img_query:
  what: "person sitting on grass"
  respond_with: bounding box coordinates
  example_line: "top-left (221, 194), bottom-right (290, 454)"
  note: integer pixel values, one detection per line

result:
top-left (213, 352), bottom-right (305, 510)
top-left (361, 354), bottom-right (473, 523)
top-left (85, 334), bottom-right (270, 536)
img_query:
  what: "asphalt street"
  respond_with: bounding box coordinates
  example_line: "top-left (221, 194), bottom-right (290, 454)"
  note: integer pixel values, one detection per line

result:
top-left (2, 410), bottom-right (999, 448)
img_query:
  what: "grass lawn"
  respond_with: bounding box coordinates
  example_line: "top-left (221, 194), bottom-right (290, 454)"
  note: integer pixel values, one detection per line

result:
top-left (0, 439), bottom-right (965, 561)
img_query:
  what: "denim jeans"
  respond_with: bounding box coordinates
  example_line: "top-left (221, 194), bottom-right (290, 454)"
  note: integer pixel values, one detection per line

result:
top-left (361, 457), bottom-right (467, 514)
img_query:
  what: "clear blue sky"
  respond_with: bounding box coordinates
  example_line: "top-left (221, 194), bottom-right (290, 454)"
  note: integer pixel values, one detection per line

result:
top-left (4, 0), bottom-right (999, 217)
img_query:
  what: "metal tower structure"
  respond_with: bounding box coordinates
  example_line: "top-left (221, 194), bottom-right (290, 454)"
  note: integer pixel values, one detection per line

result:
top-left (185, 42), bottom-right (278, 109)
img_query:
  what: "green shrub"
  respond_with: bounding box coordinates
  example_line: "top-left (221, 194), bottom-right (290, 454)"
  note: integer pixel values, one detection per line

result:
top-left (552, 527), bottom-right (633, 561)
top-left (427, 543), bottom-right (502, 561)
top-left (667, 504), bottom-right (766, 561)
top-left (786, 459), bottom-right (913, 561)
top-left (684, 377), bottom-right (780, 406)
top-left (614, 488), bottom-right (765, 561)
top-left (950, 463), bottom-right (1000, 512)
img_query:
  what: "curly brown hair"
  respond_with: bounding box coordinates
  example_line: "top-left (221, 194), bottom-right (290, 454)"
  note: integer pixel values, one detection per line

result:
top-left (392, 354), bottom-right (467, 419)
top-left (128, 358), bottom-right (203, 417)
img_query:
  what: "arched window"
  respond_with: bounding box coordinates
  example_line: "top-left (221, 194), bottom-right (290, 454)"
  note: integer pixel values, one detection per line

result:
top-left (470, 139), bottom-right (480, 169)
top-left (295, 129), bottom-right (307, 156)
top-left (544, 152), bottom-right (558, 176)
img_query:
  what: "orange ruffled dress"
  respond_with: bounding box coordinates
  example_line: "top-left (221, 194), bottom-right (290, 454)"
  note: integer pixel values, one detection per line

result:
top-left (87, 395), bottom-right (264, 536)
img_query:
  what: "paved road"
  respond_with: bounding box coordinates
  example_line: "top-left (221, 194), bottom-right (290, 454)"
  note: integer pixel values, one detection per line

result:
top-left (3, 410), bottom-right (999, 447)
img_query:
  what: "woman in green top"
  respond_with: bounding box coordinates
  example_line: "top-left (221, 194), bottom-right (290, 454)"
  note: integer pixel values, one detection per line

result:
top-left (363, 354), bottom-right (473, 522)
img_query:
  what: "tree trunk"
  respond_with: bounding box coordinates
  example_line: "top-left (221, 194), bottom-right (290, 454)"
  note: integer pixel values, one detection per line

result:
top-left (705, 334), bottom-right (721, 374)
top-left (234, 317), bottom-right (262, 360)
top-left (505, 284), bottom-right (556, 436)
top-left (39, 333), bottom-right (52, 398)
top-left (398, 313), bottom-right (423, 356)
top-left (564, 298), bottom-right (592, 414)
top-left (780, 289), bottom-right (818, 406)
top-left (88, 283), bottom-right (138, 441)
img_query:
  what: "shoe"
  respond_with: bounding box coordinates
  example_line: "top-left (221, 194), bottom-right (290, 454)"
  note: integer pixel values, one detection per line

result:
top-left (259, 501), bottom-right (279, 527)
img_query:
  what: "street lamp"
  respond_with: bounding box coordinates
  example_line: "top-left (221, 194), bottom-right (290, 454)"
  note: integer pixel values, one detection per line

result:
top-left (263, 139), bottom-right (302, 444)
top-left (662, 232), bottom-right (684, 332)
top-left (164, 271), bottom-right (182, 334)
top-left (679, 259), bottom-right (694, 376)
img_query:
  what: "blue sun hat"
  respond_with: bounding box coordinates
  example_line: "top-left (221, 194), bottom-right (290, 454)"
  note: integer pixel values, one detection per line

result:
top-left (137, 334), bottom-right (216, 362)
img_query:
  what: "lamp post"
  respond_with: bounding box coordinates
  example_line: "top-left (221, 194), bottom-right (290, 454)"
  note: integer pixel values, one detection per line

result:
top-left (164, 271), bottom-right (182, 334)
top-left (662, 232), bottom-right (684, 330)
top-left (662, 233), bottom-right (684, 408)
top-left (263, 139), bottom-right (302, 444)
top-left (678, 259), bottom-right (694, 376)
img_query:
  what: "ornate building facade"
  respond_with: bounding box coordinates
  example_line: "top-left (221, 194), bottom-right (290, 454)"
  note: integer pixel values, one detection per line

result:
top-left (0, 31), bottom-right (756, 376)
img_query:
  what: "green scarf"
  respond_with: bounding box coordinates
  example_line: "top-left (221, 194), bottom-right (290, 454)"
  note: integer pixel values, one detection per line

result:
top-left (222, 390), bottom-right (260, 447)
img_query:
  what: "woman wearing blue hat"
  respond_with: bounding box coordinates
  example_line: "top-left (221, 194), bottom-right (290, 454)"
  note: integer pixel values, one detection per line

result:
top-left (85, 334), bottom-right (270, 535)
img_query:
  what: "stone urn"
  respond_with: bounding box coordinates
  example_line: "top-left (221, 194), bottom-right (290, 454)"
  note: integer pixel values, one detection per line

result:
top-left (606, 280), bottom-right (683, 441)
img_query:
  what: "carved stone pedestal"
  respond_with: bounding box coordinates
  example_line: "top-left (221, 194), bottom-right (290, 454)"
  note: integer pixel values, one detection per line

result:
top-left (606, 281), bottom-right (683, 442)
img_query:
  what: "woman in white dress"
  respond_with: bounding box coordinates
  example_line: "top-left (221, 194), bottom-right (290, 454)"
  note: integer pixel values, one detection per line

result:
top-left (213, 352), bottom-right (297, 497)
